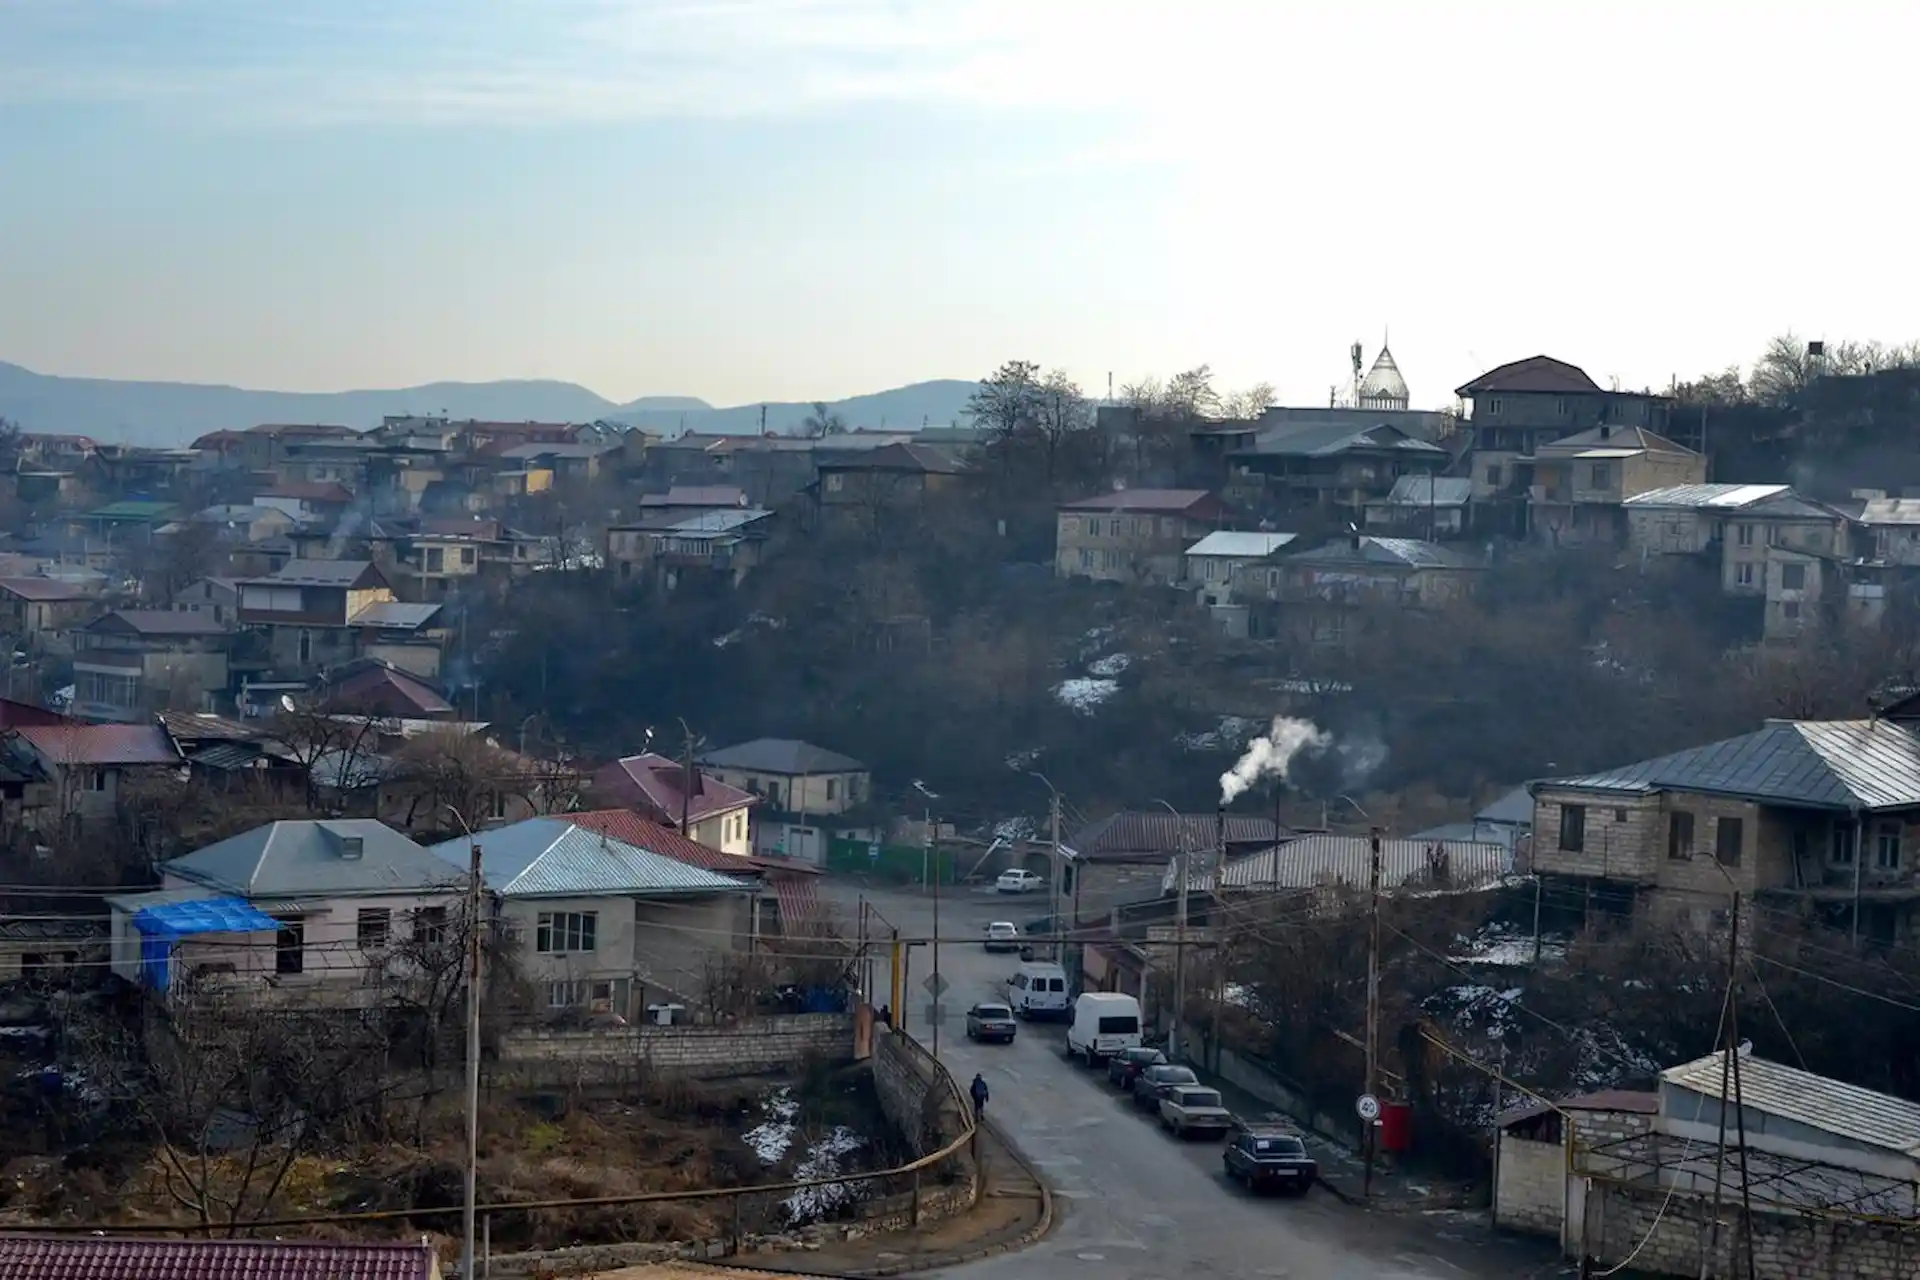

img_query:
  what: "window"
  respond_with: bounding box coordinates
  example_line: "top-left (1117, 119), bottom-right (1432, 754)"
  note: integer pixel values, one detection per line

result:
top-left (86, 768), bottom-right (108, 792)
top-left (1078, 549), bottom-right (1093, 570)
top-left (1590, 463), bottom-right (1612, 489)
top-left (356, 907), bottom-right (391, 949)
top-left (298, 629), bottom-right (313, 664)
top-left (275, 916), bottom-right (305, 975)
top-left (825, 473), bottom-right (844, 492)
top-left (1780, 563), bottom-right (1806, 590)
top-left (487, 790), bottom-right (509, 820)
top-left (1668, 811), bottom-right (1693, 859)
top-left (425, 547), bottom-right (445, 572)
top-left (1204, 559), bottom-right (1217, 581)
top-left (1715, 817), bottom-right (1743, 866)
top-left (1485, 465), bottom-right (1502, 487)
top-left (1832, 824), bottom-right (1857, 866)
top-left (1556, 398), bottom-right (1568, 417)
top-left (536, 911), bottom-right (597, 954)
top-left (461, 546), bottom-right (476, 566)
top-left (414, 905), bottom-right (448, 946)
top-left (1876, 822), bottom-right (1903, 870)
top-left (548, 980), bottom-right (588, 1008)
top-left (1736, 524), bottom-right (1754, 547)
top-left (1487, 398), bottom-right (1503, 415)
top-left (1559, 804), bottom-right (1587, 852)
top-left (826, 778), bottom-right (838, 801)
top-left (1736, 564), bottom-right (1755, 587)
top-left (1782, 602), bottom-right (1801, 620)
top-left (1109, 519), bottom-right (1122, 537)
top-left (1614, 808), bottom-right (1629, 823)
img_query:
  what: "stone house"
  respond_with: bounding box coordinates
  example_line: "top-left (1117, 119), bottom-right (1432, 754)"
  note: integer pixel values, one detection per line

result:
top-left (1222, 421), bottom-right (1447, 524)
top-left (69, 610), bottom-right (232, 721)
top-left (1233, 534), bottom-right (1482, 646)
top-left (1055, 490), bottom-right (1229, 585)
top-left (0, 577), bottom-right (98, 648)
top-left (234, 560), bottom-right (396, 674)
top-left (1622, 484), bottom-right (1850, 597)
top-left (1529, 703), bottom-right (1920, 942)
top-left (696, 737), bottom-right (871, 864)
top-left (1182, 531), bottom-right (1296, 607)
top-left (7, 722), bottom-right (180, 830)
top-left (1525, 425), bottom-right (1705, 545)
top-left (813, 442), bottom-right (964, 525)
top-left (1361, 475), bottom-right (1472, 539)
top-left (1063, 811), bottom-right (1283, 926)
top-left (605, 508), bottom-right (774, 589)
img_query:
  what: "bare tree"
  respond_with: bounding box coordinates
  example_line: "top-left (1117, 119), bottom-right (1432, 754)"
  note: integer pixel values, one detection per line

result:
top-left (383, 728), bottom-right (585, 834)
top-left (798, 401), bottom-right (848, 438)
top-left (269, 706), bottom-right (391, 813)
top-left (1219, 381), bottom-right (1278, 420)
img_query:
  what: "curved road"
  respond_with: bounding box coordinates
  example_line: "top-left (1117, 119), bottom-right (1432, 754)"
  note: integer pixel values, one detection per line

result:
top-left (834, 882), bottom-right (1570, 1280)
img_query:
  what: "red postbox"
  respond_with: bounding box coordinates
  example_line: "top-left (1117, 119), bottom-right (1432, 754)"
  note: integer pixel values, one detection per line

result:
top-left (1378, 1100), bottom-right (1412, 1153)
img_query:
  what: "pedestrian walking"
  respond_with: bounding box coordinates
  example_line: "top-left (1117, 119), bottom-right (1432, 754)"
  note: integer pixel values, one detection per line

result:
top-left (969, 1072), bottom-right (989, 1122)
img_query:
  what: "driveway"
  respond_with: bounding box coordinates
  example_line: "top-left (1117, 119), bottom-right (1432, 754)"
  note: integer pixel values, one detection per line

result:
top-left (827, 880), bottom-right (1570, 1280)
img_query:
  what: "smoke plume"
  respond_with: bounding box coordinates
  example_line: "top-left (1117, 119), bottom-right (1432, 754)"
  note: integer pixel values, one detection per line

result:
top-left (1219, 716), bottom-right (1330, 805)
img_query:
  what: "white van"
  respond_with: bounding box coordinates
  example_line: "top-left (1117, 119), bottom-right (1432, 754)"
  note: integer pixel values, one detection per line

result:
top-left (1004, 961), bottom-right (1071, 1020)
top-left (1066, 991), bottom-right (1143, 1065)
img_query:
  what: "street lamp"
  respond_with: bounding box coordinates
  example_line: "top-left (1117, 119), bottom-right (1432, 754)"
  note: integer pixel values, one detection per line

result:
top-left (1152, 798), bottom-right (1190, 1062)
top-left (443, 805), bottom-right (484, 1280)
top-left (911, 780), bottom-right (943, 1054)
top-left (1016, 767), bottom-right (1065, 959)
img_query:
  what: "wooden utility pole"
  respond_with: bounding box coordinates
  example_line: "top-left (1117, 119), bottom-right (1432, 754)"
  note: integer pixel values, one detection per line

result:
top-left (1728, 895), bottom-right (1758, 1280)
top-left (1364, 826), bottom-right (1382, 1199)
top-left (1703, 894), bottom-right (1740, 1280)
top-left (1049, 790), bottom-right (1063, 961)
top-left (676, 717), bottom-right (700, 833)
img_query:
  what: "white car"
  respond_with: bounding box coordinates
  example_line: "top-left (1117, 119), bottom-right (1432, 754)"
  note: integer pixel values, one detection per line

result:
top-left (996, 868), bottom-right (1046, 894)
top-left (984, 921), bottom-right (1022, 952)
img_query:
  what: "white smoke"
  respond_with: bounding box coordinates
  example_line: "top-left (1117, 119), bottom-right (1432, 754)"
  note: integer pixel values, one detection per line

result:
top-left (1219, 716), bottom-right (1330, 805)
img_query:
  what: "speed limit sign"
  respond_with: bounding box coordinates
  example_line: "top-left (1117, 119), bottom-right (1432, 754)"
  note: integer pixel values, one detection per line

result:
top-left (1356, 1093), bottom-right (1382, 1123)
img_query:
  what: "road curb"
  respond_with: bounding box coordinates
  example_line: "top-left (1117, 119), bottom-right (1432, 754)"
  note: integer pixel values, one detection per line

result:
top-left (1314, 1173), bottom-right (1363, 1206)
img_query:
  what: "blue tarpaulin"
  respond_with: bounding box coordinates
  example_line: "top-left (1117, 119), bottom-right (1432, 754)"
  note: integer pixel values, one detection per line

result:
top-left (131, 897), bottom-right (279, 991)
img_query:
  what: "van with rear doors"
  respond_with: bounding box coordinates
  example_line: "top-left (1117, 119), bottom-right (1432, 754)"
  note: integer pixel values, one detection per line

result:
top-left (1005, 961), bottom-right (1071, 1019)
top-left (1066, 991), bottom-right (1143, 1065)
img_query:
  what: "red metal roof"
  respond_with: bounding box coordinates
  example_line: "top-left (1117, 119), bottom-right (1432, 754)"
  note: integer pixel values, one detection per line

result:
top-left (1454, 355), bottom-right (1602, 397)
top-left (0, 1236), bottom-right (437, 1280)
top-left (15, 723), bottom-right (180, 765)
top-left (0, 577), bottom-right (92, 602)
top-left (568, 809), bottom-right (817, 877)
top-left (773, 875), bottom-right (825, 934)
top-left (590, 753), bottom-right (757, 827)
top-left (261, 480), bottom-right (355, 502)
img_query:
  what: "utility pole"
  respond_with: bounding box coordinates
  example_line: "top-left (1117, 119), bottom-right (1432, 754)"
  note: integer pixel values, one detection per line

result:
top-left (1728, 895), bottom-right (1758, 1280)
top-left (1364, 826), bottom-right (1382, 1199)
top-left (1532, 868), bottom-right (1545, 964)
top-left (1703, 897), bottom-right (1738, 1280)
top-left (1171, 820), bottom-right (1190, 1062)
top-left (676, 717), bottom-right (699, 833)
top-left (1049, 789), bottom-right (1063, 961)
top-left (928, 808), bottom-right (942, 1056)
top-left (441, 805), bottom-right (485, 1280)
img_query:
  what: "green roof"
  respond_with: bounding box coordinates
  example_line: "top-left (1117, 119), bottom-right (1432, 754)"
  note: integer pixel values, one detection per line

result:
top-left (86, 501), bottom-right (179, 522)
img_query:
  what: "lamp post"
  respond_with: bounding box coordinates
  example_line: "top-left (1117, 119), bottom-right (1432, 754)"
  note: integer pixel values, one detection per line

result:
top-left (1020, 769), bottom-right (1065, 960)
top-left (443, 805), bottom-right (484, 1280)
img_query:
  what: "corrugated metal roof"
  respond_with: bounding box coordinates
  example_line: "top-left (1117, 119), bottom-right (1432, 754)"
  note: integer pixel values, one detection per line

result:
top-left (1066, 812), bottom-right (1282, 860)
top-left (1622, 483), bottom-right (1789, 511)
top-left (16, 724), bottom-right (179, 765)
top-left (1285, 536), bottom-right (1478, 570)
top-left (1189, 836), bottom-right (1511, 893)
top-left (1860, 497), bottom-right (1920, 526)
top-left (165, 820), bottom-right (465, 897)
top-left (0, 1236), bottom-right (438, 1280)
top-left (1538, 719), bottom-right (1920, 811)
top-left (1379, 475), bottom-right (1472, 507)
top-left (568, 809), bottom-right (820, 876)
top-left (1059, 489), bottom-right (1217, 514)
top-left (431, 818), bottom-right (751, 897)
top-left (1662, 1052), bottom-right (1920, 1159)
top-left (349, 601), bottom-right (443, 629)
top-left (1184, 531), bottom-right (1298, 559)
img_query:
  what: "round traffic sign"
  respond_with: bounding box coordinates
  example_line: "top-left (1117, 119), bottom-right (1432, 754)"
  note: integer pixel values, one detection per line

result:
top-left (1355, 1093), bottom-right (1382, 1123)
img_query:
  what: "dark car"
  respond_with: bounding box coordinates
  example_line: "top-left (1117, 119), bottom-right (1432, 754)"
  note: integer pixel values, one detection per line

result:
top-left (1223, 1123), bottom-right (1318, 1195)
top-left (965, 1002), bottom-right (1017, 1044)
top-left (1106, 1045), bottom-right (1167, 1088)
top-left (1131, 1063), bottom-right (1198, 1111)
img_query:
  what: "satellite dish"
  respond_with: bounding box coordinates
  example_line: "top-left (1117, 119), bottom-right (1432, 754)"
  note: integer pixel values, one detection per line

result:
top-left (280, 694), bottom-right (297, 713)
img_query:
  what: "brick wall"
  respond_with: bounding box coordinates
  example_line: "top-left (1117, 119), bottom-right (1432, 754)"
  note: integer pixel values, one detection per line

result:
top-left (1591, 1180), bottom-right (1920, 1279)
top-left (492, 1013), bottom-right (852, 1086)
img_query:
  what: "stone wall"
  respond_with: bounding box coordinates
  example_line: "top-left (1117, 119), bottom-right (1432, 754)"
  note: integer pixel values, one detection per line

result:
top-left (1590, 1180), bottom-right (1920, 1279)
top-left (492, 1013), bottom-right (852, 1086)
top-left (1496, 1134), bottom-right (1564, 1235)
top-left (870, 1029), bottom-right (968, 1154)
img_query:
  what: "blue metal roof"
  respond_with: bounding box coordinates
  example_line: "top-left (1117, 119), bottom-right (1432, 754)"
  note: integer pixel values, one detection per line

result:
top-left (132, 896), bottom-right (278, 937)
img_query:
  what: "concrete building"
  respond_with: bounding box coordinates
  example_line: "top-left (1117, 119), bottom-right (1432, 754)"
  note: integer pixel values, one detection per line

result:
top-left (1055, 490), bottom-right (1228, 585)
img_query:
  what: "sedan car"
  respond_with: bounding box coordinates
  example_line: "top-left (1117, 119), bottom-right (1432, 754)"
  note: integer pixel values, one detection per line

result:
top-left (1223, 1124), bottom-right (1318, 1194)
top-left (965, 1002), bottom-right (1018, 1044)
top-left (1106, 1045), bottom-right (1167, 1088)
top-left (984, 921), bottom-right (1022, 952)
top-left (1131, 1063), bottom-right (1199, 1111)
top-left (996, 868), bottom-right (1047, 894)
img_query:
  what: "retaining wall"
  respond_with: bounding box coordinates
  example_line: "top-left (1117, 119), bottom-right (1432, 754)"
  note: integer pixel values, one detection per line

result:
top-left (1590, 1180), bottom-right (1920, 1279)
top-left (492, 1013), bottom-right (852, 1086)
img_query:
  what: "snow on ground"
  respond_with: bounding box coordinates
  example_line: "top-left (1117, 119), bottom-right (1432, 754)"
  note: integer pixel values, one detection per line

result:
top-left (1054, 677), bottom-right (1119, 713)
top-left (1449, 923), bottom-right (1566, 966)
top-left (1176, 715), bottom-right (1257, 751)
top-left (1087, 652), bottom-right (1131, 677)
top-left (1426, 983), bottom-right (1525, 1039)
top-left (780, 1125), bottom-right (868, 1223)
top-left (994, 815), bottom-right (1037, 842)
top-left (742, 1087), bottom-right (800, 1164)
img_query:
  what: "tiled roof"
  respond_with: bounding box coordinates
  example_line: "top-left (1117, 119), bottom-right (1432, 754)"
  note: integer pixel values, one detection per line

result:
top-left (1065, 812), bottom-right (1282, 861)
top-left (16, 723), bottom-right (179, 765)
top-left (1059, 489), bottom-right (1220, 515)
top-left (1184, 531), bottom-right (1298, 558)
top-left (0, 1236), bottom-right (437, 1280)
top-left (157, 710), bottom-right (262, 742)
top-left (432, 818), bottom-right (750, 897)
top-left (319, 659), bottom-right (454, 717)
top-left (1621, 483), bottom-right (1789, 511)
top-left (592, 753), bottom-right (757, 826)
top-left (1537, 719), bottom-right (1920, 811)
top-left (1663, 1053), bottom-right (1920, 1159)
top-left (0, 576), bottom-right (91, 602)
top-left (569, 809), bottom-right (821, 877)
top-left (698, 738), bottom-right (865, 776)
top-left (1456, 355), bottom-right (1602, 397)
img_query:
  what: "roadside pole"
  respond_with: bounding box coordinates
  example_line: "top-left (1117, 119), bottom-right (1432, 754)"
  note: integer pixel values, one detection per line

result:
top-left (1363, 826), bottom-right (1382, 1199)
top-left (1049, 790), bottom-right (1063, 961)
top-left (929, 812), bottom-right (942, 1056)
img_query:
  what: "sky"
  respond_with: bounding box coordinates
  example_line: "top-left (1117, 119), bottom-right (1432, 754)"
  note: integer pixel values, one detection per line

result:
top-left (2, 0), bottom-right (1917, 411)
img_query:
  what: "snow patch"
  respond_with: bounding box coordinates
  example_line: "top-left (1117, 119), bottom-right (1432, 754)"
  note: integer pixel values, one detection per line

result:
top-left (780, 1125), bottom-right (868, 1223)
top-left (742, 1087), bottom-right (800, 1164)
top-left (1055, 678), bottom-right (1119, 713)
top-left (994, 815), bottom-right (1037, 842)
top-left (1176, 715), bottom-right (1257, 752)
top-left (1087, 652), bottom-right (1131, 677)
top-left (1450, 923), bottom-right (1565, 967)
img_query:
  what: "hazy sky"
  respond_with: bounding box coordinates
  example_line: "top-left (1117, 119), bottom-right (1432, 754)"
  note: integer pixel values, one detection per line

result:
top-left (2, 0), bottom-right (1915, 410)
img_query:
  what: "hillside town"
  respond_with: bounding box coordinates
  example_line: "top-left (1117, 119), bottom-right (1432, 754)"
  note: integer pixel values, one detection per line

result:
top-left (0, 335), bottom-right (1914, 1280)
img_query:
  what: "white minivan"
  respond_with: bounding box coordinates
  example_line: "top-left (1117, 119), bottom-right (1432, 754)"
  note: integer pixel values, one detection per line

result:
top-left (1066, 991), bottom-right (1143, 1065)
top-left (1004, 961), bottom-right (1071, 1019)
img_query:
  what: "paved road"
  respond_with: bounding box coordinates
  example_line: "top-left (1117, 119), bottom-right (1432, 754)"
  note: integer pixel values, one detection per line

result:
top-left (830, 881), bottom-right (1570, 1280)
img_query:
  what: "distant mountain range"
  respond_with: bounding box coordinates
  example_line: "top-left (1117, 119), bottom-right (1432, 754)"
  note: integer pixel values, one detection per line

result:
top-left (0, 360), bottom-right (980, 446)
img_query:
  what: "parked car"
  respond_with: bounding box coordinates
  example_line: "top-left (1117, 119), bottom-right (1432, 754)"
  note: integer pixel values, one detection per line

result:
top-left (1005, 962), bottom-right (1071, 1019)
top-left (1066, 991), bottom-right (1142, 1064)
top-left (996, 868), bottom-right (1047, 894)
top-left (1131, 1063), bottom-right (1198, 1111)
top-left (965, 1002), bottom-right (1018, 1044)
top-left (1159, 1085), bottom-right (1234, 1139)
top-left (1106, 1046), bottom-right (1167, 1089)
top-left (984, 921), bottom-right (1022, 952)
top-left (1223, 1123), bottom-right (1317, 1194)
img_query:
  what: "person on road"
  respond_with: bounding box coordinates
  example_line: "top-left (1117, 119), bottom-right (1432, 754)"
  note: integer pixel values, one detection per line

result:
top-left (969, 1072), bottom-right (989, 1121)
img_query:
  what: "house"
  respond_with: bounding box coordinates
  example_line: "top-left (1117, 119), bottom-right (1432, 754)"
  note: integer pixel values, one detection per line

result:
top-left (74, 500), bottom-right (180, 545)
top-left (237, 422), bottom-right (360, 473)
top-left (1224, 421), bottom-right (1447, 522)
top-left (1412, 784), bottom-right (1535, 853)
top-left (696, 738), bottom-right (871, 863)
top-left (1858, 496), bottom-right (1920, 566)
top-left (641, 485), bottom-right (749, 513)
top-left (1183, 531), bottom-right (1297, 608)
top-left (256, 480), bottom-right (356, 523)
top-left (1623, 483), bottom-right (1851, 600)
top-left (1459, 356), bottom-right (1673, 536)
top-left (314, 656), bottom-right (458, 719)
top-left (1524, 425), bottom-right (1706, 545)
top-left (234, 560), bottom-right (396, 673)
top-left (191, 503), bottom-right (297, 543)
top-left (1063, 811), bottom-right (1283, 925)
top-left (570, 807), bottom-right (828, 935)
top-left (430, 817), bottom-right (754, 1016)
top-left (0, 1235), bottom-right (441, 1280)
top-left (159, 709), bottom-right (306, 793)
top-left (374, 730), bottom-right (583, 834)
top-left (1235, 535), bottom-right (1482, 645)
top-left (173, 575), bottom-right (240, 625)
top-left (605, 508), bottom-right (775, 589)
top-left (7, 722), bottom-right (180, 828)
top-left (497, 440), bottom-right (619, 481)
top-left (1362, 476), bottom-right (1472, 539)
top-left (589, 752), bottom-right (757, 856)
top-left (348, 601), bottom-right (449, 678)
top-left (1056, 490), bottom-right (1228, 584)
top-left (1529, 703), bottom-right (1920, 942)
top-left (814, 442), bottom-right (963, 521)
top-left (0, 577), bottom-right (97, 646)
top-left (109, 819), bottom-right (468, 1004)
top-left (70, 610), bottom-right (232, 722)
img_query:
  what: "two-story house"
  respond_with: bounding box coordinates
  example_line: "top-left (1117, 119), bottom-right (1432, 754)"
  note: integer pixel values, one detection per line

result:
top-left (1234, 534), bottom-right (1481, 645)
top-left (1183, 532), bottom-right (1297, 607)
top-left (107, 819), bottom-right (468, 1006)
top-left (1361, 476), bottom-right (1472, 539)
top-left (430, 817), bottom-right (754, 1015)
top-left (1525, 425), bottom-right (1706, 545)
top-left (605, 508), bottom-right (774, 589)
top-left (70, 611), bottom-right (232, 721)
top-left (696, 738), bottom-right (872, 864)
top-left (1056, 490), bottom-right (1229, 585)
top-left (0, 578), bottom-right (98, 650)
top-left (588, 751), bottom-right (757, 855)
top-left (234, 560), bottom-right (396, 674)
top-left (1622, 484), bottom-right (1850, 596)
top-left (813, 442), bottom-right (963, 526)
top-left (6, 722), bottom-right (181, 829)
top-left (1529, 702), bottom-right (1920, 943)
top-left (1224, 421), bottom-right (1447, 523)
top-left (1459, 355), bottom-right (1673, 536)
top-left (172, 576), bottom-right (240, 625)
